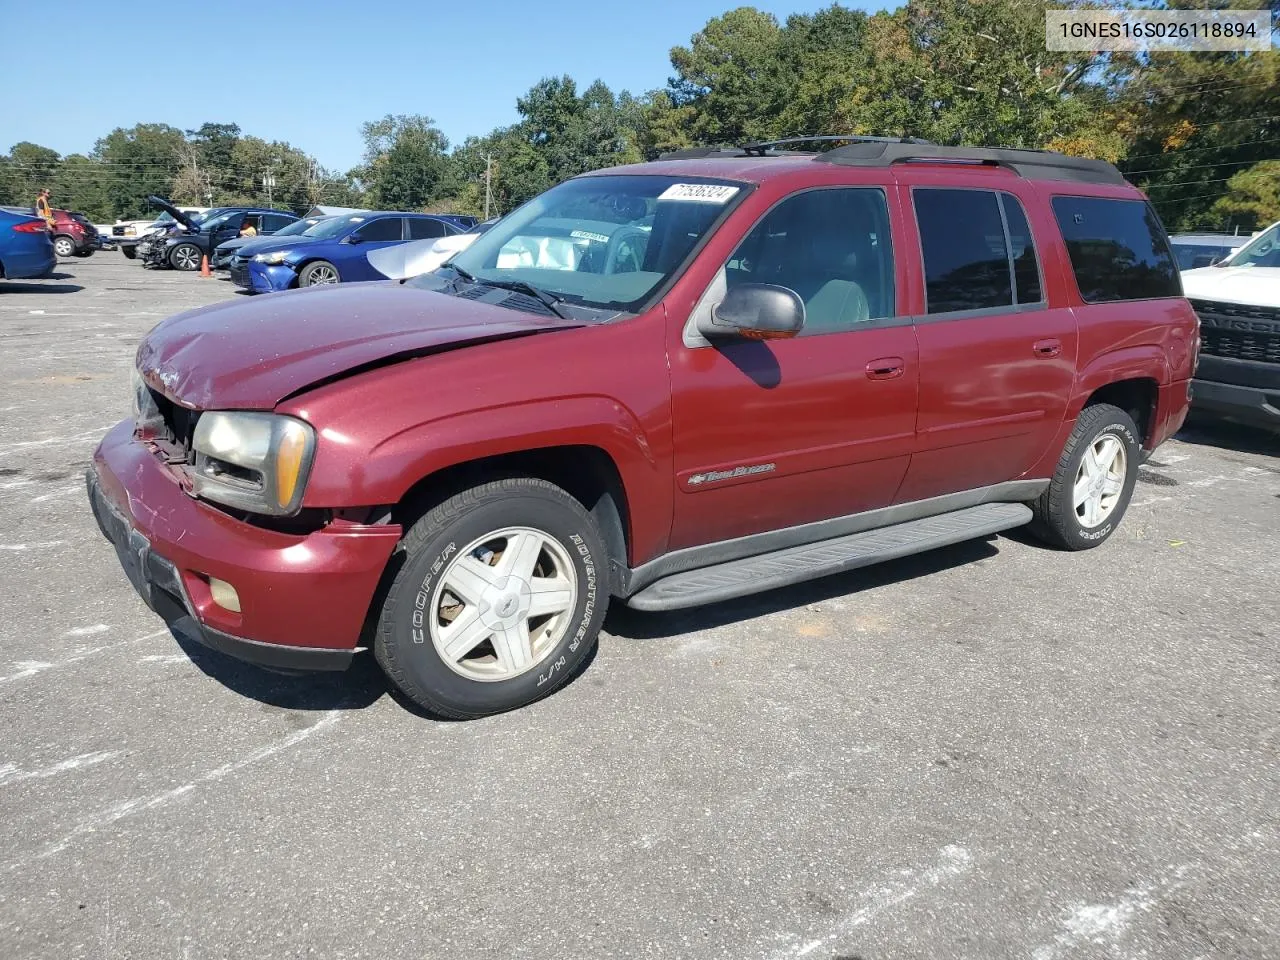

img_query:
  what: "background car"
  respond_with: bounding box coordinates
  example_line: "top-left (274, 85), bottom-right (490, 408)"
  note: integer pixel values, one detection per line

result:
top-left (108, 204), bottom-right (209, 259)
top-left (50, 209), bottom-right (101, 258)
top-left (146, 199), bottom-right (298, 270)
top-left (211, 215), bottom-right (326, 270)
top-left (231, 212), bottom-right (462, 291)
top-left (366, 216), bottom-right (499, 280)
top-left (1169, 232), bottom-right (1247, 270)
top-left (0, 208), bottom-right (56, 282)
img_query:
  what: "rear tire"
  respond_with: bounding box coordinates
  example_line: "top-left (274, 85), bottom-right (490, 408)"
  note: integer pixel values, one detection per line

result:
top-left (121, 247), bottom-right (137, 260)
top-left (374, 477), bottom-right (609, 719)
top-left (53, 235), bottom-right (75, 258)
top-left (298, 260), bottom-right (340, 287)
top-left (1029, 403), bottom-right (1140, 550)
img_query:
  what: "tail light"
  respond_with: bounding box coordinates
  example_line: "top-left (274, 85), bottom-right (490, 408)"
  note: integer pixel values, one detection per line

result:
top-left (12, 221), bottom-right (49, 234)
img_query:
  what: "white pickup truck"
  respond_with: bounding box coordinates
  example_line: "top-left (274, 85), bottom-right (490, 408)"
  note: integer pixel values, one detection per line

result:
top-left (1180, 220), bottom-right (1280, 432)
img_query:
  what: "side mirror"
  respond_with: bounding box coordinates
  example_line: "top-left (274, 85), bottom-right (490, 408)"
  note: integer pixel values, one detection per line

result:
top-left (343, 234), bottom-right (361, 245)
top-left (698, 283), bottom-right (805, 341)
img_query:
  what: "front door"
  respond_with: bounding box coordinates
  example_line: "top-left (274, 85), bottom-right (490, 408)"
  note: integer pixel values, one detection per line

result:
top-left (667, 186), bottom-right (919, 551)
top-left (893, 183), bottom-right (1078, 503)
top-left (341, 216), bottom-right (406, 281)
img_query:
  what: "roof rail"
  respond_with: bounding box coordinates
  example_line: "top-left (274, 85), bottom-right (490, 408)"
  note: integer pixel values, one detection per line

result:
top-left (817, 141), bottom-right (1125, 185)
top-left (738, 135), bottom-right (935, 156)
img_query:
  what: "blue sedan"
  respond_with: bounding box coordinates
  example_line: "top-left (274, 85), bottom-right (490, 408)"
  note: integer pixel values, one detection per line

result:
top-left (0, 208), bottom-right (56, 282)
top-left (230, 212), bottom-right (464, 292)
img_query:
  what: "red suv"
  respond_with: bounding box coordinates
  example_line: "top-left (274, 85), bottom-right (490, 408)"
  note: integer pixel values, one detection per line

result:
top-left (51, 209), bottom-right (99, 258)
top-left (88, 138), bottom-right (1196, 718)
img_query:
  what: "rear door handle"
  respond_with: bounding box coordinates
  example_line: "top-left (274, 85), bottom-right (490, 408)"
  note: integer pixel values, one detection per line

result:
top-left (865, 357), bottom-right (905, 380)
top-left (1033, 338), bottom-right (1062, 358)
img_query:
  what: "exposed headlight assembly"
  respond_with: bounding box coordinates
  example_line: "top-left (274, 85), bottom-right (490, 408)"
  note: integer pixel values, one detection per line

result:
top-left (253, 250), bottom-right (289, 265)
top-left (191, 412), bottom-right (316, 516)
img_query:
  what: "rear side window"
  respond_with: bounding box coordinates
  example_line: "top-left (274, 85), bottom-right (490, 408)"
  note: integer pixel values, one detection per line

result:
top-left (263, 214), bottom-right (294, 233)
top-left (914, 189), bottom-right (1013, 314)
top-left (409, 218), bottom-right (449, 240)
top-left (1051, 197), bottom-right (1179, 303)
top-left (355, 217), bottom-right (404, 242)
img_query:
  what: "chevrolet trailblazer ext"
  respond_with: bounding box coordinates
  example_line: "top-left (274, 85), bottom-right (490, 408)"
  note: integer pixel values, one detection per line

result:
top-left (88, 138), bottom-right (1196, 718)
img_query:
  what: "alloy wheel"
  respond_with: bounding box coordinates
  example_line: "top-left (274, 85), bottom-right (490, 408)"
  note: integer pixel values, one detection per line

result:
top-left (428, 527), bottom-right (578, 682)
top-left (307, 265), bottom-right (339, 285)
top-left (1073, 433), bottom-right (1127, 527)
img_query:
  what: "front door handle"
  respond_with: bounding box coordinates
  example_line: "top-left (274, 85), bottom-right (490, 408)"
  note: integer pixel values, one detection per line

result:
top-left (1033, 338), bottom-right (1062, 358)
top-left (865, 357), bottom-right (905, 380)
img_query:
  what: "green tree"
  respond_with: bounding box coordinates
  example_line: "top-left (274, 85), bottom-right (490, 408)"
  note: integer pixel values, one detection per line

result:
top-left (359, 114), bottom-right (451, 210)
top-left (53, 155), bottom-right (113, 221)
top-left (0, 141), bottom-right (61, 208)
top-left (668, 7), bottom-right (789, 144)
top-left (93, 123), bottom-right (187, 218)
top-left (1209, 161), bottom-right (1280, 232)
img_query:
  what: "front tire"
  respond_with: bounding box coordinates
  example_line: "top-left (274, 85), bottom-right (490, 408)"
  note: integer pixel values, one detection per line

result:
top-left (169, 243), bottom-right (202, 271)
top-left (375, 478), bottom-right (609, 719)
top-left (298, 259), bottom-right (340, 287)
top-left (53, 235), bottom-right (75, 258)
top-left (121, 247), bottom-right (137, 260)
top-left (1029, 403), bottom-right (1140, 550)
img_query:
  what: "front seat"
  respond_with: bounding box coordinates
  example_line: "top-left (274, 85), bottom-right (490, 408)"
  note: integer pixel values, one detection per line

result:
top-left (783, 214), bottom-right (870, 333)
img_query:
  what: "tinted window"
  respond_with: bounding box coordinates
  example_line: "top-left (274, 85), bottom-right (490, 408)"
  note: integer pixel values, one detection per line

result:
top-left (1000, 193), bottom-right (1043, 304)
top-left (1052, 197), bottom-right (1179, 302)
top-left (914, 189), bottom-right (1012, 314)
top-left (724, 188), bottom-right (894, 334)
top-left (356, 217), bottom-right (404, 242)
top-left (409, 218), bottom-right (449, 240)
top-left (263, 214), bottom-right (294, 233)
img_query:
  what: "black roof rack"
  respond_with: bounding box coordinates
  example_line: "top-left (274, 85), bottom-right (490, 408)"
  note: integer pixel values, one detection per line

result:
top-left (817, 140), bottom-right (1125, 185)
top-left (657, 136), bottom-right (1125, 186)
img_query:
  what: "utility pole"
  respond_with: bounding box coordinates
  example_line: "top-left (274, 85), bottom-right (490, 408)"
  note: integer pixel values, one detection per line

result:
top-left (483, 153), bottom-right (492, 220)
top-left (263, 173), bottom-right (276, 207)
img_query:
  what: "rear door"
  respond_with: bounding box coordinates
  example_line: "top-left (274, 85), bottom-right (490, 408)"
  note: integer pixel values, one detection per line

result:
top-left (340, 216), bottom-right (405, 280)
top-left (893, 180), bottom-right (1077, 503)
top-left (667, 185), bottom-right (919, 550)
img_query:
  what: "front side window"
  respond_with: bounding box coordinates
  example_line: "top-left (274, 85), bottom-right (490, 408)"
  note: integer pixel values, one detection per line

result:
top-left (355, 217), bottom-right (404, 242)
top-left (440, 174), bottom-right (746, 312)
top-left (1223, 222), bottom-right (1280, 268)
top-left (723, 187), bottom-right (895, 333)
top-left (914, 189), bottom-right (1013, 314)
top-left (1051, 196), bottom-right (1180, 302)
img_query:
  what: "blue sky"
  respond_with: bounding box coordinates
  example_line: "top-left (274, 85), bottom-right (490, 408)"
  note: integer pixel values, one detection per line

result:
top-left (0, 0), bottom-right (885, 172)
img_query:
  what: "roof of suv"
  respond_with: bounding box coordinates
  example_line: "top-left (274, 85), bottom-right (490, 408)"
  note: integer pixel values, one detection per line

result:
top-left (591, 138), bottom-right (1128, 188)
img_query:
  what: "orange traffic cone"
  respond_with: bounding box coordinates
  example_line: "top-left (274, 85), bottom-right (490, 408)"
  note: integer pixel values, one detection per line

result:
top-left (199, 254), bottom-right (212, 278)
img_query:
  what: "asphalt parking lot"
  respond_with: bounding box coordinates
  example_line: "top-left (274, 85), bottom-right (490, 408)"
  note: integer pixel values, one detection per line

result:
top-left (1, 254), bottom-right (1277, 959)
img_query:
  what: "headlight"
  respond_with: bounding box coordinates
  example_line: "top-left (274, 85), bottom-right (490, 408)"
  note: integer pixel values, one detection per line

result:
top-left (191, 412), bottom-right (316, 516)
top-left (253, 250), bottom-right (289, 265)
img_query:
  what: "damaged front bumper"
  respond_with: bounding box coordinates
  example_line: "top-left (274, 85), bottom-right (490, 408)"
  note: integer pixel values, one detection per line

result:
top-left (88, 419), bottom-right (402, 672)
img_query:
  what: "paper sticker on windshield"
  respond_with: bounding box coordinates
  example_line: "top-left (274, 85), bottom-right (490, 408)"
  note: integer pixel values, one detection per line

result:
top-left (658, 183), bottom-right (740, 204)
top-left (571, 230), bottom-right (610, 243)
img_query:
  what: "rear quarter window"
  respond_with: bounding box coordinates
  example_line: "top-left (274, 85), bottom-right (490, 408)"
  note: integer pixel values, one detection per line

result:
top-left (1051, 196), bottom-right (1180, 303)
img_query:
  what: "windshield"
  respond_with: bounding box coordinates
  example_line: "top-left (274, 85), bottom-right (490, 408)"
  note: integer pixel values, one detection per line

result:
top-left (437, 175), bottom-right (746, 311)
top-left (1222, 223), bottom-right (1280, 268)
top-left (302, 215), bottom-right (364, 239)
top-left (274, 217), bottom-right (321, 238)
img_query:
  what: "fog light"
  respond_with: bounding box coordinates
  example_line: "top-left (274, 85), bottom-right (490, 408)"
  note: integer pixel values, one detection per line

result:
top-left (208, 577), bottom-right (241, 613)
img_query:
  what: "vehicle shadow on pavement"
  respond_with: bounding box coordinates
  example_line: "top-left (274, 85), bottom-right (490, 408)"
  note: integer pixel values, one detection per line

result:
top-left (606, 536), bottom-right (1001, 640)
top-left (0, 278), bottom-right (84, 294)
top-left (168, 621), bottom-right (387, 712)
top-left (1175, 419), bottom-right (1278, 458)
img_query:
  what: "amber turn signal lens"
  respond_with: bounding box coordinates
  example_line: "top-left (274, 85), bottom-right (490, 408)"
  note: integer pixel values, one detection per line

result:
top-left (274, 422), bottom-right (308, 508)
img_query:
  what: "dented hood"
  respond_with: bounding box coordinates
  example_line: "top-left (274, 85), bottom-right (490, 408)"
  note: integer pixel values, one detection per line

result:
top-left (136, 283), bottom-right (583, 410)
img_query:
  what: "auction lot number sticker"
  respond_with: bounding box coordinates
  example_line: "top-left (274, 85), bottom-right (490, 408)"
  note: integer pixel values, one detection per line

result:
top-left (1046, 9), bottom-right (1272, 52)
top-left (659, 183), bottom-right (741, 203)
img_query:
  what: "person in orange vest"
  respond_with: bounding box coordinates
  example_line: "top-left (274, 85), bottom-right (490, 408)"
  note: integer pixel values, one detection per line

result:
top-left (35, 188), bottom-right (55, 229)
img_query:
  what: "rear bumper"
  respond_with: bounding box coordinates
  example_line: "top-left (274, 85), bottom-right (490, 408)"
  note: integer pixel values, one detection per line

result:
top-left (89, 419), bottom-right (402, 671)
top-left (1191, 378), bottom-right (1280, 430)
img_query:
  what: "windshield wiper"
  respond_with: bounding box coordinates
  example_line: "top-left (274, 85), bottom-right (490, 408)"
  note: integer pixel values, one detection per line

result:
top-left (448, 266), bottom-right (571, 319)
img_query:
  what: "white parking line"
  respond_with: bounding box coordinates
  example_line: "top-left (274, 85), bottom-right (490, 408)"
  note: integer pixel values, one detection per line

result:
top-left (0, 629), bottom-right (169, 684)
top-left (0, 751), bottom-right (122, 788)
top-left (766, 845), bottom-right (975, 959)
top-left (29, 485), bottom-right (83, 504)
top-left (4, 711), bottom-right (341, 871)
top-left (0, 541), bottom-right (66, 552)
